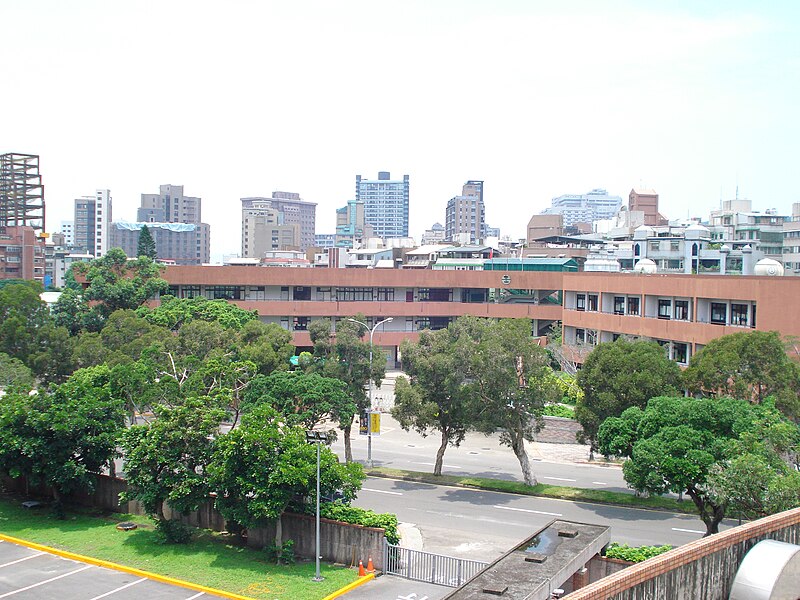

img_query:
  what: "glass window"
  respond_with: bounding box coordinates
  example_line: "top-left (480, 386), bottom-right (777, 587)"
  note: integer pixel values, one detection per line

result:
top-left (575, 328), bottom-right (585, 343)
top-left (673, 342), bottom-right (688, 364)
top-left (576, 293), bottom-right (586, 311)
top-left (670, 241), bottom-right (680, 251)
top-left (377, 288), bottom-right (395, 301)
top-left (336, 287), bottom-right (373, 301)
top-left (627, 296), bottom-right (640, 316)
top-left (711, 302), bottom-right (727, 324)
top-left (674, 300), bottom-right (690, 321)
top-left (650, 241), bottom-right (660, 251)
top-left (587, 294), bottom-right (598, 312)
top-left (614, 296), bottom-right (625, 315)
top-left (658, 299), bottom-right (672, 319)
top-left (731, 303), bottom-right (749, 326)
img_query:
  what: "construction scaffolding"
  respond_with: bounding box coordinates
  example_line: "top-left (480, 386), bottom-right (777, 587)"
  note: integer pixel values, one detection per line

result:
top-left (0, 153), bottom-right (45, 232)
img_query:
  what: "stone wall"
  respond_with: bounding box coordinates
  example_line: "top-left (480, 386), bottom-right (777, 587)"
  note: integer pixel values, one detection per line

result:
top-left (563, 507), bottom-right (800, 600)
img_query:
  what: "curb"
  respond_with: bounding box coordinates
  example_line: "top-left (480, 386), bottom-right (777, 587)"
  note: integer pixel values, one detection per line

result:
top-left (321, 573), bottom-right (375, 599)
top-left (0, 532), bottom-right (256, 600)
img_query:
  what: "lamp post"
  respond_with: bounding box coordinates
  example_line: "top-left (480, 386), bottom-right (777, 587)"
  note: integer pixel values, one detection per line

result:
top-left (305, 429), bottom-right (328, 582)
top-left (347, 316), bottom-right (393, 467)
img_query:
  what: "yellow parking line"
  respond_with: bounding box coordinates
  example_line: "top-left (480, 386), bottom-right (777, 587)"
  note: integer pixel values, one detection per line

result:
top-left (322, 573), bottom-right (375, 600)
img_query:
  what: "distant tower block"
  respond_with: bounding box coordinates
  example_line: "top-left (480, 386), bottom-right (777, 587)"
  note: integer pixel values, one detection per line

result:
top-left (0, 153), bottom-right (45, 232)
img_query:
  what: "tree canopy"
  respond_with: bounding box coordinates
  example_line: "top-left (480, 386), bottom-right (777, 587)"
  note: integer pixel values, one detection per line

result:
top-left (576, 338), bottom-right (682, 457)
top-left (137, 295), bottom-right (258, 331)
top-left (136, 224), bottom-right (157, 260)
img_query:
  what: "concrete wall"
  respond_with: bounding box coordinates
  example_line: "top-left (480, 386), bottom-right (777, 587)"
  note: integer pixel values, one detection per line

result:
top-left (5, 474), bottom-right (385, 569)
top-left (563, 507), bottom-right (800, 600)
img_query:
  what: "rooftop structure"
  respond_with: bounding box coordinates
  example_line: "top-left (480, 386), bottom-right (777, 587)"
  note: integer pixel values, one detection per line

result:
top-left (0, 153), bottom-right (45, 232)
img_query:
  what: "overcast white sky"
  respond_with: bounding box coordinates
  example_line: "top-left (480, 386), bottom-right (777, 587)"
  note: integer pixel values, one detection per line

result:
top-left (3, 1), bottom-right (799, 260)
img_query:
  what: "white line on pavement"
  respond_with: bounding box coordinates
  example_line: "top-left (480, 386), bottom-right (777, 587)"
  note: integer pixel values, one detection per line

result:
top-left (672, 527), bottom-right (705, 535)
top-left (0, 552), bottom-right (46, 568)
top-left (0, 565), bottom-right (92, 598)
top-left (89, 578), bottom-right (146, 599)
top-left (494, 505), bottom-right (562, 517)
top-left (362, 488), bottom-right (403, 496)
top-left (185, 592), bottom-right (207, 599)
top-left (542, 477), bottom-right (576, 482)
top-left (592, 481), bottom-right (608, 485)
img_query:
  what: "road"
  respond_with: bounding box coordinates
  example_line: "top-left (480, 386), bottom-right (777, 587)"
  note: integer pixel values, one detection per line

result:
top-left (353, 476), bottom-right (734, 563)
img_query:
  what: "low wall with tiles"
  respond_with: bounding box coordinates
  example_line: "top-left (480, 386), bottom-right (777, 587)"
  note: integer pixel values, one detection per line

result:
top-left (563, 507), bottom-right (800, 600)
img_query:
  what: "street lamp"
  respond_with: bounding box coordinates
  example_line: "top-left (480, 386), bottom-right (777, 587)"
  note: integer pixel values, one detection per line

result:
top-left (347, 316), bottom-right (393, 467)
top-left (305, 429), bottom-right (329, 582)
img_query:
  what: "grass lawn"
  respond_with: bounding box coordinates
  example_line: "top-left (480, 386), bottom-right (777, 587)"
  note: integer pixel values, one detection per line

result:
top-left (366, 467), bottom-right (694, 514)
top-left (0, 494), bottom-right (358, 600)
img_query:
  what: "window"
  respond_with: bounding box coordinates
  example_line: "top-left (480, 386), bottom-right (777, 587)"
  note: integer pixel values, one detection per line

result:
top-left (336, 287), bottom-right (373, 301)
top-left (575, 328), bottom-right (585, 344)
top-left (731, 303), bottom-right (749, 326)
top-left (711, 302), bottom-right (727, 325)
top-left (658, 299), bottom-right (672, 320)
top-left (294, 286), bottom-right (311, 301)
top-left (674, 300), bottom-right (690, 321)
top-left (614, 296), bottom-right (625, 315)
top-left (576, 293), bottom-right (586, 311)
top-left (587, 294), bottom-right (598, 312)
top-left (670, 241), bottom-right (680, 252)
top-left (650, 241), bottom-right (660, 251)
top-left (316, 286), bottom-right (332, 301)
top-left (418, 288), bottom-right (452, 302)
top-left (377, 288), bottom-right (395, 301)
top-left (627, 296), bottom-right (640, 316)
top-left (673, 342), bottom-right (688, 364)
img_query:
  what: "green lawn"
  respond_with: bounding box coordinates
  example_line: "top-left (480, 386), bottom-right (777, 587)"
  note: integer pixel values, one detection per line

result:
top-left (366, 467), bottom-right (694, 514)
top-left (0, 495), bottom-right (358, 600)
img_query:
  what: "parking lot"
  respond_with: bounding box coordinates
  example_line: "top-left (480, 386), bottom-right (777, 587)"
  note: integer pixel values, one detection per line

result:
top-left (0, 538), bottom-right (224, 599)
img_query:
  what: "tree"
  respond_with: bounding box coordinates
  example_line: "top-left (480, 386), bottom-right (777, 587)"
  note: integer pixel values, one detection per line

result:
top-left (0, 366), bottom-right (125, 514)
top-left (0, 353), bottom-right (34, 391)
top-left (307, 317), bottom-right (385, 462)
top-left (576, 338), bottom-right (682, 458)
top-left (242, 370), bottom-right (354, 434)
top-left (598, 395), bottom-right (795, 535)
top-left (54, 249), bottom-right (168, 333)
top-left (683, 330), bottom-right (800, 419)
top-left (236, 320), bottom-right (294, 375)
top-left (120, 399), bottom-right (225, 542)
top-left (392, 324), bottom-right (479, 476)
top-left (136, 224), bottom-right (157, 260)
top-left (0, 280), bottom-right (51, 365)
top-left (469, 318), bottom-right (561, 486)
top-left (210, 405), bottom-right (364, 542)
top-left (138, 295), bottom-right (258, 331)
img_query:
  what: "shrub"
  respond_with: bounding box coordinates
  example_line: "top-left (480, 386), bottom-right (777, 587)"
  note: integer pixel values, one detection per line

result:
top-left (264, 539), bottom-right (295, 565)
top-left (154, 518), bottom-right (192, 544)
top-left (319, 503), bottom-right (400, 545)
top-left (543, 404), bottom-right (575, 419)
top-left (604, 542), bottom-right (672, 563)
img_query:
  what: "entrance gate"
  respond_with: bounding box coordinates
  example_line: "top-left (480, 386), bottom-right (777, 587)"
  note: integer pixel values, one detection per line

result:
top-left (384, 541), bottom-right (489, 588)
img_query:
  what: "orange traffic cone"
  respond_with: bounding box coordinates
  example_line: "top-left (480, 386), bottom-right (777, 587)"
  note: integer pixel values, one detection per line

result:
top-left (366, 556), bottom-right (375, 573)
top-left (358, 560), bottom-right (366, 577)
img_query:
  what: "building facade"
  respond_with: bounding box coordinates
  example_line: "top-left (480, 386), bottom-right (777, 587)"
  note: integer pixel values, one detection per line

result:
top-left (356, 172), bottom-right (410, 239)
top-left (73, 189), bottom-right (112, 258)
top-left (543, 188), bottom-right (622, 228)
top-left (157, 266), bottom-right (800, 369)
top-left (445, 180), bottom-right (485, 244)
top-left (140, 184), bottom-right (201, 224)
top-left (0, 225), bottom-right (46, 282)
top-left (110, 222), bottom-right (210, 265)
top-left (241, 199), bottom-right (300, 257)
top-left (241, 193), bottom-right (316, 252)
top-left (0, 153), bottom-right (45, 233)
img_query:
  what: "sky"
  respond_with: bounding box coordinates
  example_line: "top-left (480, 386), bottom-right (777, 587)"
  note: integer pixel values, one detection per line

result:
top-left (3, 1), bottom-right (800, 261)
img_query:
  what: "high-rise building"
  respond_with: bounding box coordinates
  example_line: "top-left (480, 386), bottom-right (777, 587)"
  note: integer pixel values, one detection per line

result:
top-left (140, 184), bottom-right (201, 224)
top-left (73, 189), bottom-right (112, 257)
top-left (629, 188), bottom-right (667, 226)
top-left (0, 153), bottom-right (45, 233)
top-left (0, 225), bottom-right (46, 282)
top-left (355, 172), bottom-right (410, 239)
top-left (445, 180), bottom-right (485, 244)
top-left (334, 200), bottom-right (373, 248)
top-left (241, 193), bottom-right (317, 251)
top-left (59, 221), bottom-right (75, 247)
top-left (241, 198), bottom-right (300, 257)
top-left (543, 189), bottom-right (623, 228)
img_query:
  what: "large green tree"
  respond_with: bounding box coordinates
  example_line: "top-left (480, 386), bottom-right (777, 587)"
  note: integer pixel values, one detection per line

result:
top-left (683, 330), bottom-right (800, 419)
top-left (598, 395), bottom-right (797, 535)
top-left (469, 318), bottom-right (561, 486)
top-left (576, 338), bottom-right (682, 458)
top-left (0, 353), bottom-right (34, 391)
top-left (210, 405), bottom-right (364, 542)
top-left (0, 366), bottom-right (125, 514)
top-left (120, 399), bottom-right (225, 542)
top-left (136, 224), bottom-right (157, 260)
top-left (307, 317), bottom-right (385, 462)
top-left (0, 280), bottom-right (51, 365)
top-left (392, 322), bottom-right (480, 476)
top-left (138, 295), bottom-right (258, 331)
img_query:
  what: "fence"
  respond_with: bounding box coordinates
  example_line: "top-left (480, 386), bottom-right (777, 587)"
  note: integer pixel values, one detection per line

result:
top-left (384, 541), bottom-right (488, 587)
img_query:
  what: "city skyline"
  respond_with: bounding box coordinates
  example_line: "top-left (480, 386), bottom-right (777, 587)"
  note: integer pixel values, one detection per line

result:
top-left (3, 1), bottom-right (799, 260)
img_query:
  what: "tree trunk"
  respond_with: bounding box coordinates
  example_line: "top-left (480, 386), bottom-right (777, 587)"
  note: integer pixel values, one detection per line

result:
top-left (511, 432), bottom-right (537, 486)
top-left (434, 429), bottom-right (449, 476)
top-left (274, 515), bottom-right (283, 548)
top-left (157, 499), bottom-right (166, 522)
top-left (342, 421), bottom-right (353, 463)
top-left (687, 487), bottom-right (725, 536)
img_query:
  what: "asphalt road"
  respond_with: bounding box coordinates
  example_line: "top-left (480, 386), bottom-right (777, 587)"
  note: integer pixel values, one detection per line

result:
top-left (353, 476), bottom-right (734, 563)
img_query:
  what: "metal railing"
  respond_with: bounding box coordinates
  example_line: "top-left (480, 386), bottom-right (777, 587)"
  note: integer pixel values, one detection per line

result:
top-left (384, 542), bottom-right (488, 587)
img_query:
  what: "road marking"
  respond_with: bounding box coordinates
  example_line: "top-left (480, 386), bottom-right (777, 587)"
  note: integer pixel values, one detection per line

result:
top-left (362, 488), bottom-right (403, 496)
top-left (672, 527), bottom-right (705, 535)
top-left (592, 481), bottom-right (607, 485)
top-left (0, 565), bottom-right (92, 597)
top-left (185, 593), bottom-right (207, 599)
top-left (89, 579), bottom-right (146, 599)
top-left (413, 462), bottom-right (462, 469)
top-left (493, 505), bottom-right (562, 517)
top-left (0, 552), bottom-right (46, 568)
top-left (542, 476), bottom-right (576, 482)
